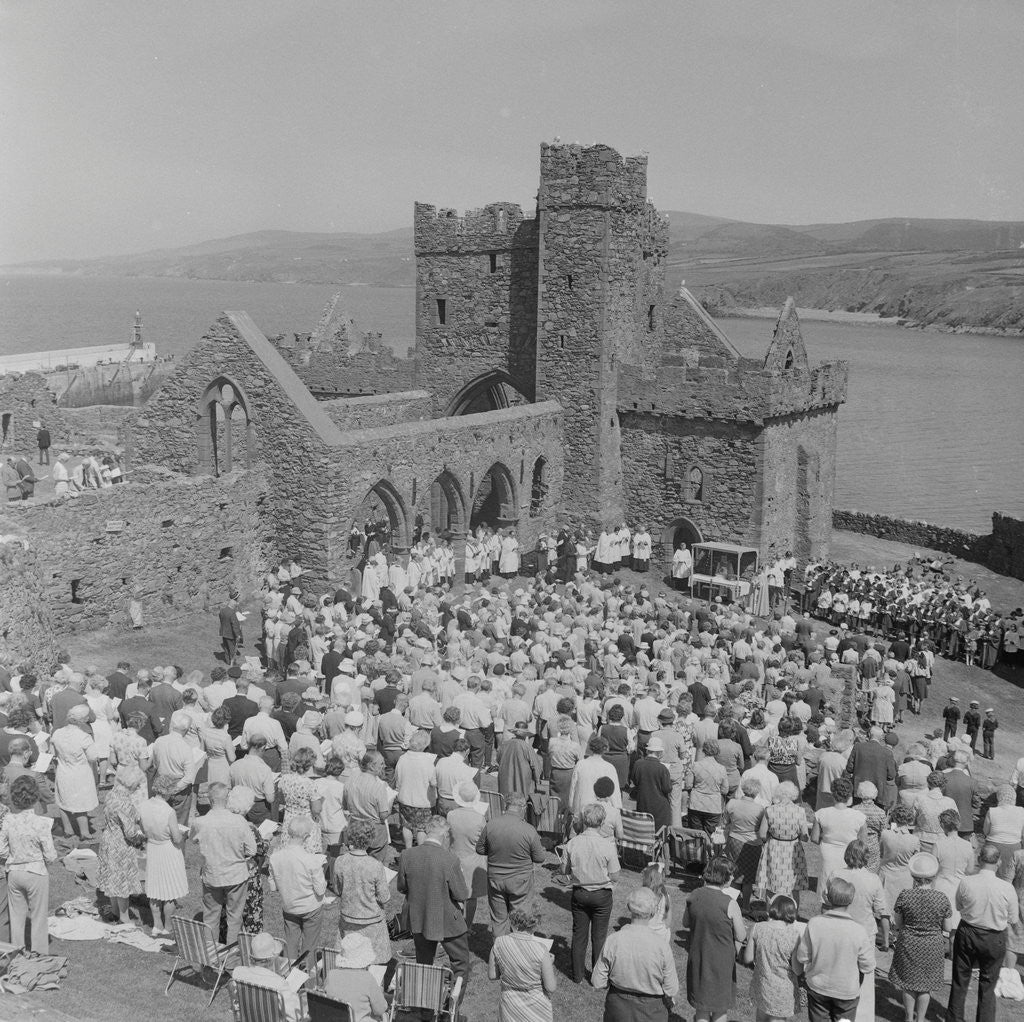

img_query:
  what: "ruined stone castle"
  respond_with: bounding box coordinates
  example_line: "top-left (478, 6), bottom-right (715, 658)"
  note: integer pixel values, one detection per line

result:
top-left (1, 142), bottom-right (849, 652)
top-left (119, 142), bottom-right (849, 591)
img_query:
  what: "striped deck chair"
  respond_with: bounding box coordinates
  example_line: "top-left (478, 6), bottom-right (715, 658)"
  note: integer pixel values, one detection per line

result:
top-left (617, 809), bottom-right (667, 869)
top-left (310, 946), bottom-right (342, 990)
top-left (230, 977), bottom-right (296, 1022)
top-left (385, 959), bottom-right (462, 1022)
top-left (165, 915), bottom-right (237, 1006)
top-left (237, 932), bottom-right (256, 967)
top-left (307, 990), bottom-right (353, 1022)
top-left (534, 793), bottom-right (564, 848)
top-left (482, 788), bottom-right (504, 820)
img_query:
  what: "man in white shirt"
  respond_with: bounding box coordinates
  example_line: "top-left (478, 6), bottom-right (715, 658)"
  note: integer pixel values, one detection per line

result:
top-left (434, 738), bottom-right (479, 815)
top-left (151, 711), bottom-right (201, 825)
top-left (241, 697), bottom-right (289, 766)
top-left (453, 677), bottom-right (493, 769)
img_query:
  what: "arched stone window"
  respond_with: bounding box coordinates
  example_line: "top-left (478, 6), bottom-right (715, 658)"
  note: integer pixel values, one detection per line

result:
top-left (686, 466), bottom-right (704, 502)
top-left (197, 377), bottom-right (255, 476)
top-left (470, 462), bottom-right (518, 532)
top-left (784, 348), bottom-right (795, 370)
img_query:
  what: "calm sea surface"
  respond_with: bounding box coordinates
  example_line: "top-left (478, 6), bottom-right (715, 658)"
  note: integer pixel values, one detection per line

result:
top-left (1, 275), bottom-right (1021, 533)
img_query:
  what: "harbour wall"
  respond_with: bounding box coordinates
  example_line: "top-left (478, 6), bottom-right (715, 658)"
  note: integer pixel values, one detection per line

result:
top-left (832, 509), bottom-right (1024, 582)
top-left (53, 360), bottom-right (176, 407)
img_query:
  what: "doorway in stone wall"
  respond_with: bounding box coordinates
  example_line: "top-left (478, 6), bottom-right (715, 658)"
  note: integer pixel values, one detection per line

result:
top-left (470, 462), bottom-right (517, 533)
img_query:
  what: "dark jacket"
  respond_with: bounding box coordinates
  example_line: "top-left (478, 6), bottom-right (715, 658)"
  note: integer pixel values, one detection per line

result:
top-left (219, 604), bottom-right (243, 642)
top-left (845, 740), bottom-right (896, 806)
top-left (630, 756), bottom-right (673, 831)
top-left (397, 840), bottom-right (469, 942)
top-left (222, 694), bottom-right (259, 739)
top-left (118, 696), bottom-right (162, 742)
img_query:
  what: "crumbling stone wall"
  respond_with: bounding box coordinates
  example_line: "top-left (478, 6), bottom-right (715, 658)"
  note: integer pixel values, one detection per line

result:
top-left (0, 541), bottom-right (62, 670)
top-left (0, 373), bottom-right (70, 453)
top-left (273, 335), bottom-right (416, 398)
top-left (415, 203), bottom-right (538, 415)
top-left (756, 408), bottom-right (839, 563)
top-left (832, 509), bottom-right (1024, 582)
top-left (319, 391), bottom-right (432, 431)
top-left (0, 469), bottom-right (270, 633)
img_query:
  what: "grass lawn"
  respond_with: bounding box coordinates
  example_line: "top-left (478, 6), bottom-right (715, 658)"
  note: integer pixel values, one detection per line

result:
top-left (17, 534), bottom-right (1023, 1022)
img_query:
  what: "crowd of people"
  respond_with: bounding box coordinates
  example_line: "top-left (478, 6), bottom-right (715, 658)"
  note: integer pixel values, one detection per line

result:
top-left (2, 422), bottom-right (125, 503)
top-left (0, 534), bottom-right (1022, 1022)
top-left (804, 557), bottom-right (1022, 672)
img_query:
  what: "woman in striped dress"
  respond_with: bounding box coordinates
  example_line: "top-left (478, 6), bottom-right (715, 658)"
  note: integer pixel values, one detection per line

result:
top-left (488, 905), bottom-right (556, 1022)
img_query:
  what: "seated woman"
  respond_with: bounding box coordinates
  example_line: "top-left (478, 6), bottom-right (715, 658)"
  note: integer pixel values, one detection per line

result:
top-left (324, 932), bottom-right (388, 1022)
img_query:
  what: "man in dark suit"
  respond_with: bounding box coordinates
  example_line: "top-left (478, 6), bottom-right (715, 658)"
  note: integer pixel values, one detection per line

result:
top-left (845, 727), bottom-right (897, 809)
top-left (118, 681), bottom-right (163, 742)
top-left (475, 791), bottom-right (546, 935)
top-left (50, 676), bottom-right (94, 730)
top-left (397, 815), bottom-right (470, 992)
top-left (222, 678), bottom-right (259, 741)
top-left (219, 595), bottom-right (243, 663)
top-left (150, 669), bottom-right (184, 731)
top-left (106, 661), bottom-right (132, 702)
top-left (320, 642), bottom-right (344, 692)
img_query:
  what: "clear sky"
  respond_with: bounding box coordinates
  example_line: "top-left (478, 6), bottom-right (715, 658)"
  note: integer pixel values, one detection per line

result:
top-left (2, 0), bottom-right (1022, 263)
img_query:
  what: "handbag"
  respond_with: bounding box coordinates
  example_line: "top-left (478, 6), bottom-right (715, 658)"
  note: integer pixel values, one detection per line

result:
top-left (996, 966), bottom-right (1024, 1001)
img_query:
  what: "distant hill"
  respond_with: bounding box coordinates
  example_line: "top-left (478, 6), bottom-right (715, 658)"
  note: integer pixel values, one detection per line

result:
top-left (5, 212), bottom-right (1023, 334)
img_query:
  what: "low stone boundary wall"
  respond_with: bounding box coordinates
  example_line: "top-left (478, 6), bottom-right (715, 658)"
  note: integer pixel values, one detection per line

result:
top-left (832, 509), bottom-right (1024, 581)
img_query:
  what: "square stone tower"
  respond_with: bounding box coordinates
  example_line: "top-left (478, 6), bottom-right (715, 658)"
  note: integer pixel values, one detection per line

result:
top-left (534, 143), bottom-right (669, 530)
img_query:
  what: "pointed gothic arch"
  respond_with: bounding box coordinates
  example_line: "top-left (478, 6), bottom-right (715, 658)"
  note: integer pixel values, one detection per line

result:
top-left (446, 370), bottom-right (531, 417)
top-left (430, 469), bottom-right (468, 538)
top-left (197, 375), bottom-right (256, 475)
top-left (470, 462), bottom-right (518, 532)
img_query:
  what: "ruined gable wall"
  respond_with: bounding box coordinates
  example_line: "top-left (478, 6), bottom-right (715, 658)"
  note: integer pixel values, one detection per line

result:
top-left (121, 316), bottom-right (340, 579)
top-left (0, 541), bottom-right (61, 671)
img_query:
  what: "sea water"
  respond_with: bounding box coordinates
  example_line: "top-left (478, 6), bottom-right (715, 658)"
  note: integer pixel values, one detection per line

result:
top-left (1, 274), bottom-right (1021, 533)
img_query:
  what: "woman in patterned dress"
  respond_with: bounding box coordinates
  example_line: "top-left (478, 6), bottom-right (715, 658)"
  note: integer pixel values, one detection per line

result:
top-left (96, 766), bottom-right (145, 924)
top-left (889, 852), bottom-right (953, 1022)
top-left (742, 894), bottom-right (802, 1022)
top-left (278, 746), bottom-right (324, 854)
top-left (140, 775), bottom-right (189, 935)
top-left (755, 781), bottom-right (809, 902)
top-left (488, 904), bottom-right (556, 1022)
top-left (852, 781), bottom-right (887, 872)
top-left (109, 713), bottom-right (151, 808)
top-left (331, 819), bottom-right (392, 964)
top-left (217, 786), bottom-right (269, 940)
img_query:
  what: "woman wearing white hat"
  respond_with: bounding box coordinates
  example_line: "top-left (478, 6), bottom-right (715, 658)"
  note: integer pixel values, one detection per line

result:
top-left (323, 933), bottom-right (387, 1022)
top-left (448, 780), bottom-right (489, 927)
top-left (231, 932), bottom-right (301, 1022)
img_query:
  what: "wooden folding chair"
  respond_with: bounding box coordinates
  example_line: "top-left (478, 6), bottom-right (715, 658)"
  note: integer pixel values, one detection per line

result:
top-left (385, 959), bottom-right (462, 1022)
top-left (617, 809), bottom-right (667, 869)
top-left (307, 990), bottom-right (353, 1022)
top-left (165, 915), bottom-right (237, 1006)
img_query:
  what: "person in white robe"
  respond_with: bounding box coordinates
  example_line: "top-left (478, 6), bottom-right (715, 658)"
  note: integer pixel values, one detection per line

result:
top-left (594, 528), bottom-right (615, 574)
top-left (498, 530), bottom-right (520, 578)
top-left (631, 526), bottom-right (652, 572)
top-left (671, 544), bottom-right (693, 591)
top-left (464, 538), bottom-right (478, 583)
top-left (575, 536), bottom-right (591, 575)
top-left (388, 557), bottom-right (408, 594)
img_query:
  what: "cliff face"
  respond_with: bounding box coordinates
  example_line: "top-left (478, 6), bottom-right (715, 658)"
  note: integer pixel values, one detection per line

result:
top-left (691, 258), bottom-right (1024, 335)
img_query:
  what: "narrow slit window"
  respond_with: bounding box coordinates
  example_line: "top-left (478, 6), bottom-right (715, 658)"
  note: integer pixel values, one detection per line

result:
top-left (566, 274), bottom-right (573, 290)
top-left (70, 579), bottom-right (84, 604)
top-left (435, 298), bottom-right (447, 325)
top-left (648, 305), bottom-right (656, 332)
top-left (489, 253), bottom-right (497, 273)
